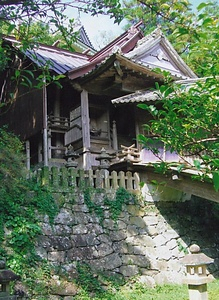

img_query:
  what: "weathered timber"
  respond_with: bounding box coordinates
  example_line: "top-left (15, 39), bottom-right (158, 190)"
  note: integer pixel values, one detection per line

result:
top-left (34, 167), bottom-right (140, 192)
top-left (139, 166), bottom-right (219, 203)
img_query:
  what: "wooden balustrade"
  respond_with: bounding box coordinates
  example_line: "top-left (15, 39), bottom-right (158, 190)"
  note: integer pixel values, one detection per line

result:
top-left (33, 166), bottom-right (140, 192)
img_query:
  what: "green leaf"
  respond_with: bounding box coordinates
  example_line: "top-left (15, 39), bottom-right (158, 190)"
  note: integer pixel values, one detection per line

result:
top-left (197, 2), bottom-right (211, 11)
top-left (193, 160), bottom-right (201, 170)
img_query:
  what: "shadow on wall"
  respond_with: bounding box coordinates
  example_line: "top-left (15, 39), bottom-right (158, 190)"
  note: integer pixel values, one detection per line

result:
top-left (154, 195), bottom-right (219, 278)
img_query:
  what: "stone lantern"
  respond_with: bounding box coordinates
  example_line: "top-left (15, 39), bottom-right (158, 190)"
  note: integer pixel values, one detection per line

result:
top-left (181, 244), bottom-right (214, 300)
top-left (64, 144), bottom-right (79, 169)
top-left (0, 260), bottom-right (20, 299)
top-left (95, 148), bottom-right (113, 169)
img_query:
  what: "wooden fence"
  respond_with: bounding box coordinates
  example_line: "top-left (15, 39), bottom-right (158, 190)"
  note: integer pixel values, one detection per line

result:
top-left (33, 167), bottom-right (141, 192)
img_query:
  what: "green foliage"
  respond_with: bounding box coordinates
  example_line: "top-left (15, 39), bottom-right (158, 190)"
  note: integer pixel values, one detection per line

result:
top-left (84, 187), bottom-right (136, 225)
top-left (0, 127), bottom-right (58, 298)
top-left (76, 263), bottom-right (105, 296)
top-left (73, 279), bottom-right (219, 300)
top-left (84, 188), bottom-right (105, 224)
top-left (0, 126), bottom-right (26, 187)
top-left (104, 187), bottom-right (136, 221)
top-left (123, 0), bottom-right (192, 37)
top-left (123, 1), bottom-right (219, 76)
top-left (75, 262), bottom-right (125, 299)
top-left (138, 71), bottom-right (219, 189)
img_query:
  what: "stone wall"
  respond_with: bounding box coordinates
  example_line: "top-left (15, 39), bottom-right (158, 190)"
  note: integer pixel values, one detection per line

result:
top-left (36, 188), bottom-right (219, 297)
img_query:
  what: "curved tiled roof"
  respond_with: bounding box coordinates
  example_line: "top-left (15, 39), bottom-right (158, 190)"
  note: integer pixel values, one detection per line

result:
top-left (111, 90), bottom-right (159, 104)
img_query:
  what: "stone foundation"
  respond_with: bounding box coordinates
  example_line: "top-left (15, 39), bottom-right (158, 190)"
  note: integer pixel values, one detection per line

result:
top-left (36, 190), bottom-right (219, 297)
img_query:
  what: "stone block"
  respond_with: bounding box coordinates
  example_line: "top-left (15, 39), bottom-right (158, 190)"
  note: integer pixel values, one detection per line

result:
top-left (96, 243), bottom-right (114, 257)
top-left (130, 216), bottom-right (146, 228)
top-left (103, 219), bottom-right (115, 229)
top-left (145, 246), bottom-right (157, 261)
top-left (50, 279), bottom-right (78, 296)
top-left (72, 235), bottom-right (87, 247)
top-left (48, 251), bottom-right (66, 263)
top-left (156, 246), bottom-right (172, 260)
top-left (98, 234), bottom-right (112, 245)
top-left (85, 233), bottom-right (100, 246)
top-left (53, 225), bottom-right (72, 235)
top-left (120, 265), bottom-right (139, 277)
top-left (72, 204), bottom-right (89, 212)
top-left (146, 225), bottom-right (158, 236)
top-left (126, 225), bottom-right (139, 237)
top-left (113, 241), bottom-right (129, 254)
top-left (117, 220), bottom-right (127, 229)
top-left (137, 275), bottom-right (156, 288)
top-left (122, 254), bottom-right (149, 268)
top-left (73, 212), bottom-right (89, 224)
top-left (136, 235), bottom-right (155, 247)
top-left (104, 253), bottom-right (122, 270)
top-left (67, 247), bottom-right (94, 261)
top-left (54, 209), bottom-right (75, 225)
top-left (53, 236), bottom-right (72, 250)
top-left (153, 235), bottom-right (167, 247)
top-left (41, 222), bottom-right (54, 235)
top-left (110, 230), bottom-right (127, 242)
top-left (163, 229), bottom-right (179, 240)
top-left (72, 224), bottom-right (88, 234)
top-left (37, 235), bottom-right (53, 251)
top-left (87, 223), bottom-right (104, 235)
top-left (143, 215), bottom-right (158, 226)
top-left (133, 245), bottom-right (146, 255)
top-left (166, 239), bottom-right (178, 250)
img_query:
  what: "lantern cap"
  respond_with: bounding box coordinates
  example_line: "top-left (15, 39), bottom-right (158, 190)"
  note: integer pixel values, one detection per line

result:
top-left (0, 260), bottom-right (20, 283)
top-left (181, 244), bottom-right (214, 266)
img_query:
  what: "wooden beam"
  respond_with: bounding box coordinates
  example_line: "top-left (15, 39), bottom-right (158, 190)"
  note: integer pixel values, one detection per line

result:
top-left (138, 166), bottom-right (219, 203)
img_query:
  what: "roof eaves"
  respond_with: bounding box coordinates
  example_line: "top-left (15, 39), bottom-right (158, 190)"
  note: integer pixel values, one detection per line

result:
top-left (112, 90), bottom-right (159, 104)
top-left (89, 21), bottom-right (143, 63)
top-left (160, 37), bottom-right (197, 79)
top-left (69, 53), bottom-right (118, 82)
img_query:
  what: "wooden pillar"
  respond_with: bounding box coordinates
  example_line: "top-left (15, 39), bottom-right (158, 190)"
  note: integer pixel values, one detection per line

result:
top-left (54, 86), bottom-right (60, 120)
top-left (81, 90), bottom-right (91, 170)
top-left (48, 129), bottom-right (52, 159)
top-left (43, 83), bottom-right (48, 166)
top-left (26, 140), bottom-right (30, 170)
top-left (54, 86), bottom-right (62, 156)
top-left (112, 120), bottom-right (118, 150)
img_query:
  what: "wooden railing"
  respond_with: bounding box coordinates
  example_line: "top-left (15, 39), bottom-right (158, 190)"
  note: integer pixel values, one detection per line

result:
top-left (48, 115), bottom-right (70, 130)
top-left (33, 167), bottom-right (140, 192)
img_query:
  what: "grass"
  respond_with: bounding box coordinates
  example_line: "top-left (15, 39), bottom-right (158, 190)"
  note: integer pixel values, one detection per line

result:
top-left (74, 279), bottom-right (219, 300)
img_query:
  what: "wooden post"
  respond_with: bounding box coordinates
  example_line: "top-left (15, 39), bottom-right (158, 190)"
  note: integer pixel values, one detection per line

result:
top-left (81, 90), bottom-right (91, 170)
top-left (69, 168), bottom-right (77, 188)
top-left (127, 171), bottom-right (133, 190)
top-left (134, 172), bottom-right (140, 191)
top-left (43, 83), bottom-right (48, 166)
top-left (54, 86), bottom-right (60, 121)
top-left (48, 129), bottom-right (52, 159)
top-left (26, 140), bottom-right (30, 170)
top-left (61, 167), bottom-right (68, 189)
top-left (111, 170), bottom-right (118, 189)
top-left (88, 169), bottom-right (94, 187)
top-left (119, 171), bottom-right (125, 188)
top-left (112, 120), bottom-right (118, 150)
